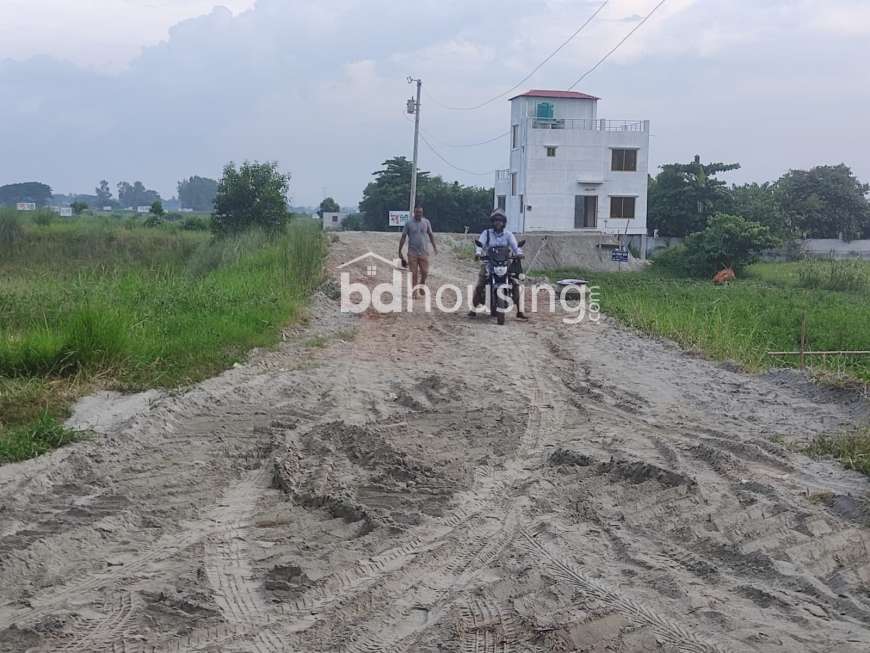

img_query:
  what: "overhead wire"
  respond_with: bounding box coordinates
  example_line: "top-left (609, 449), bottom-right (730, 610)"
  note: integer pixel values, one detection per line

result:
top-left (423, 0), bottom-right (610, 111)
top-left (403, 108), bottom-right (494, 176)
top-left (405, 0), bottom-right (669, 174)
top-left (418, 132), bottom-right (494, 177)
top-left (568, 0), bottom-right (668, 89)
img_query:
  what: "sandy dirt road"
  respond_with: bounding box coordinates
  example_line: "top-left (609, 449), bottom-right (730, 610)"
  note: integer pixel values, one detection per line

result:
top-left (1, 232), bottom-right (869, 653)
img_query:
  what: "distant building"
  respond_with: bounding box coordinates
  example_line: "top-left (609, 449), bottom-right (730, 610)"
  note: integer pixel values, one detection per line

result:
top-left (322, 212), bottom-right (347, 231)
top-left (137, 206), bottom-right (151, 214)
top-left (16, 202), bottom-right (36, 212)
top-left (50, 206), bottom-right (73, 217)
top-left (494, 90), bottom-right (650, 235)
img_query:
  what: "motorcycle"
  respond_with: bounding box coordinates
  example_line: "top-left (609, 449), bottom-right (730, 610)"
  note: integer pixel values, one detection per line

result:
top-left (474, 239), bottom-right (526, 325)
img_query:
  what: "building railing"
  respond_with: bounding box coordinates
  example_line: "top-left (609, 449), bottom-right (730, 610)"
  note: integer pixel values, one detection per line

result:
top-left (530, 118), bottom-right (647, 132)
top-left (495, 169), bottom-right (511, 181)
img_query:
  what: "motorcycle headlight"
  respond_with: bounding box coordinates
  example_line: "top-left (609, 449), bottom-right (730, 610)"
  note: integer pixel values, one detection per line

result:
top-left (493, 265), bottom-right (509, 276)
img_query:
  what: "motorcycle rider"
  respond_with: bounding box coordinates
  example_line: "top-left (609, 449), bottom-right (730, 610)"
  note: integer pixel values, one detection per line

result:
top-left (468, 208), bottom-right (527, 320)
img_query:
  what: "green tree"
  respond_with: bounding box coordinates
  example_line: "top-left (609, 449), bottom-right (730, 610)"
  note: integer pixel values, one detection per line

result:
top-left (775, 164), bottom-right (870, 240)
top-left (212, 161), bottom-right (290, 236)
top-left (656, 214), bottom-right (777, 277)
top-left (648, 156), bottom-right (740, 237)
top-left (95, 180), bottom-right (113, 207)
top-left (117, 181), bottom-right (160, 208)
top-left (341, 213), bottom-right (363, 231)
top-left (178, 176), bottom-right (219, 211)
top-left (360, 157), bottom-right (492, 233)
top-left (318, 197), bottom-right (341, 217)
top-left (729, 182), bottom-right (788, 237)
top-left (150, 200), bottom-right (165, 216)
top-left (70, 201), bottom-right (89, 215)
top-left (360, 157), bottom-right (423, 231)
top-left (0, 182), bottom-right (52, 207)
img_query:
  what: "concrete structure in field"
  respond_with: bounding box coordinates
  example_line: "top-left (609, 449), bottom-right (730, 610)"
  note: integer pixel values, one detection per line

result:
top-left (16, 202), bottom-right (36, 211)
top-left (322, 212), bottom-right (347, 231)
top-left (494, 90), bottom-right (650, 235)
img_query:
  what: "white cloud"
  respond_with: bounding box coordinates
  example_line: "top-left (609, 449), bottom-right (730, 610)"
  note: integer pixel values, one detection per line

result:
top-left (0, 0), bottom-right (868, 205)
top-left (0, 0), bottom-right (255, 70)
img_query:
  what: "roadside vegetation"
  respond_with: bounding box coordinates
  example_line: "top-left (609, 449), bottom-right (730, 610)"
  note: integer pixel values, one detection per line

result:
top-left (538, 258), bottom-right (870, 383)
top-left (0, 197), bottom-right (325, 462)
top-left (805, 430), bottom-right (870, 478)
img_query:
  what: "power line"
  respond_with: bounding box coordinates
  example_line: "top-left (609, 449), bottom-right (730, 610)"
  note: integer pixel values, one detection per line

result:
top-left (403, 109), bottom-right (496, 175)
top-left (425, 0), bottom-right (610, 112)
top-left (568, 0), bottom-right (668, 89)
top-left (419, 132), bottom-right (493, 177)
top-left (427, 128), bottom-right (510, 148)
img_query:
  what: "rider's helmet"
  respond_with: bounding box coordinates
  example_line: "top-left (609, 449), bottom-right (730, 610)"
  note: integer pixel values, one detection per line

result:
top-left (490, 209), bottom-right (507, 231)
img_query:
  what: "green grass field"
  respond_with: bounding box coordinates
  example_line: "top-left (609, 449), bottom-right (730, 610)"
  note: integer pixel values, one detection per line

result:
top-left (538, 259), bottom-right (870, 383)
top-left (0, 210), bottom-right (325, 462)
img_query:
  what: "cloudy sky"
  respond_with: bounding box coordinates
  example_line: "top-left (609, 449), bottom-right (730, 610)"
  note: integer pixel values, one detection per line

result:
top-left (1, 0), bottom-right (868, 207)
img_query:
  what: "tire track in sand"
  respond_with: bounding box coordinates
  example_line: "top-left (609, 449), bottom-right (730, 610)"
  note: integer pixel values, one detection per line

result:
top-left (320, 336), bottom-right (563, 652)
top-left (519, 530), bottom-right (743, 653)
top-left (201, 465), bottom-right (289, 653)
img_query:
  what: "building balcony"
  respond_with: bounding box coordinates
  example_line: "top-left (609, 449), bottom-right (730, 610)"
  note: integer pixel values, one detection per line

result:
top-left (529, 118), bottom-right (648, 132)
top-left (495, 169), bottom-right (511, 181)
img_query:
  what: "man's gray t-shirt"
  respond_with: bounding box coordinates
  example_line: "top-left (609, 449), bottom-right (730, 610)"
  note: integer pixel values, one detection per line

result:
top-left (402, 218), bottom-right (433, 256)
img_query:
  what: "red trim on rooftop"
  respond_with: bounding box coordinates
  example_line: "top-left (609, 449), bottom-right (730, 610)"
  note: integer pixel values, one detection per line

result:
top-left (509, 89), bottom-right (600, 101)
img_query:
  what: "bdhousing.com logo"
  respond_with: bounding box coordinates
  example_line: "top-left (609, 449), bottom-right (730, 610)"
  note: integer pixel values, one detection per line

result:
top-left (337, 252), bottom-right (600, 325)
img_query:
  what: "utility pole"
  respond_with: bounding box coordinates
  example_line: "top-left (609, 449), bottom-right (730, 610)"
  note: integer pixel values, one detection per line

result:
top-left (407, 76), bottom-right (422, 214)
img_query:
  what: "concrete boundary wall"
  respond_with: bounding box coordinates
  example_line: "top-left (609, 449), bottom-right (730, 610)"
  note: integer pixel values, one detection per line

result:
top-left (630, 235), bottom-right (870, 261)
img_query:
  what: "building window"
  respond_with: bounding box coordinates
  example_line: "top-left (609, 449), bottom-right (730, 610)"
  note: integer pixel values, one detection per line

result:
top-left (511, 125), bottom-right (519, 148)
top-left (511, 173), bottom-right (517, 196)
top-left (519, 194), bottom-right (524, 213)
top-left (546, 146), bottom-right (557, 158)
top-left (610, 197), bottom-right (636, 219)
top-left (611, 149), bottom-right (638, 172)
top-left (497, 195), bottom-right (506, 211)
top-left (332, 215), bottom-right (338, 223)
top-left (535, 102), bottom-right (554, 120)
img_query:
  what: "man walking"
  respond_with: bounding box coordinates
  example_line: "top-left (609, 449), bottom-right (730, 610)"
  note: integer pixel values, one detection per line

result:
top-left (398, 206), bottom-right (437, 298)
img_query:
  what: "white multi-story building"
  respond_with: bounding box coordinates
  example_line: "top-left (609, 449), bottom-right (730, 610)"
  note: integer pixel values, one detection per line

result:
top-left (494, 90), bottom-right (650, 235)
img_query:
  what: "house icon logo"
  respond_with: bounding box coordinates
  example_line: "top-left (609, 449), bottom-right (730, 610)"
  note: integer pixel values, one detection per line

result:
top-left (337, 252), bottom-right (403, 278)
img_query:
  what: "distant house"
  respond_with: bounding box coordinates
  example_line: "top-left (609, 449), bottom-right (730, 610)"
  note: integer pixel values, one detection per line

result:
top-left (16, 202), bottom-right (36, 212)
top-left (50, 206), bottom-right (73, 217)
top-left (137, 206), bottom-right (151, 214)
top-left (494, 89), bottom-right (650, 235)
top-left (322, 212), bottom-right (347, 231)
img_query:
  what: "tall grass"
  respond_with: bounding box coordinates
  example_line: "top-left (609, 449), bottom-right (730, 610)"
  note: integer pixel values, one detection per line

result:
top-left (796, 259), bottom-right (868, 292)
top-left (539, 265), bottom-right (870, 382)
top-left (0, 209), bottom-right (22, 249)
top-left (1, 217), bottom-right (326, 460)
top-left (0, 414), bottom-right (80, 463)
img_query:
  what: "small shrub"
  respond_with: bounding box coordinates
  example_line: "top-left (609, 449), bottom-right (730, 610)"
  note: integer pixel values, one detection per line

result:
top-left (212, 161), bottom-right (289, 236)
top-left (650, 244), bottom-right (692, 276)
top-left (143, 215), bottom-right (163, 228)
top-left (653, 214), bottom-right (777, 277)
top-left (181, 215), bottom-right (211, 231)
